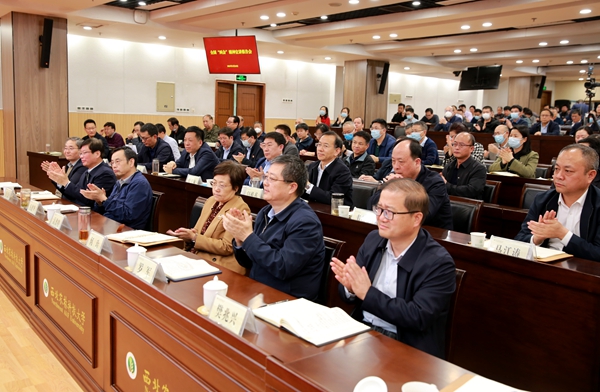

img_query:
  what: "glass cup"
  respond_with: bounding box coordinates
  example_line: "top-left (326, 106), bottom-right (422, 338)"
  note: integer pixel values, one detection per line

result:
top-left (20, 188), bottom-right (31, 208)
top-left (152, 159), bottom-right (160, 175)
top-left (250, 177), bottom-right (261, 188)
top-left (78, 207), bottom-right (91, 242)
top-left (331, 193), bottom-right (344, 216)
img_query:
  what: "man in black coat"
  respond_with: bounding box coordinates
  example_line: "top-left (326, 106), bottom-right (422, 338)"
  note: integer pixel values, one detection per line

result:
top-left (81, 119), bottom-right (110, 159)
top-left (215, 128), bottom-right (245, 161)
top-left (167, 117), bottom-right (186, 146)
top-left (441, 132), bottom-right (486, 200)
top-left (234, 128), bottom-right (264, 168)
top-left (137, 123), bottom-right (174, 172)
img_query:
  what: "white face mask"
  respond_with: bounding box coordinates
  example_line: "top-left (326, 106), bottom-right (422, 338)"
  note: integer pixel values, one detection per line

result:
top-left (445, 111), bottom-right (453, 118)
top-left (482, 113), bottom-right (491, 120)
top-left (254, 127), bottom-right (262, 134)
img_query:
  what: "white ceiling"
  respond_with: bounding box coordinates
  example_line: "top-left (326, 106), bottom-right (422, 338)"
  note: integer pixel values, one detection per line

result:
top-left (0, 0), bottom-right (599, 81)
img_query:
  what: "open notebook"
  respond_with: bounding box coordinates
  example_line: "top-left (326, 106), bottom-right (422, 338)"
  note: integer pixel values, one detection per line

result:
top-left (106, 230), bottom-right (180, 247)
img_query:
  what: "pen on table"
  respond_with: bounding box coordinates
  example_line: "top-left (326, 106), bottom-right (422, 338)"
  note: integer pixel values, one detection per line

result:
top-left (259, 299), bottom-right (289, 308)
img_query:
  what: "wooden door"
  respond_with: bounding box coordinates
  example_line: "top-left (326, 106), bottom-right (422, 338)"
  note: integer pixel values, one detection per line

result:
top-left (540, 90), bottom-right (552, 112)
top-left (236, 84), bottom-right (264, 128)
top-left (216, 83), bottom-right (234, 128)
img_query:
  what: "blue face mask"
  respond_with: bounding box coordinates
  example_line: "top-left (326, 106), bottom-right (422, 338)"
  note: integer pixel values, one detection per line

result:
top-left (474, 115), bottom-right (481, 120)
top-left (341, 112), bottom-right (348, 118)
top-left (371, 129), bottom-right (382, 140)
top-left (589, 118), bottom-right (595, 124)
top-left (508, 137), bottom-right (522, 149)
top-left (319, 110), bottom-right (326, 116)
top-left (344, 133), bottom-right (353, 141)
top-left (406, 114), bottom-right (413, 120)
top-left (510, 112), bottom-right (520, 119)
top-left (494, 134), bottom-right (505, 144)
top-left (408, 132), bottom-right (422, 141)
top-left (242, 139), bottom-right (251, 148)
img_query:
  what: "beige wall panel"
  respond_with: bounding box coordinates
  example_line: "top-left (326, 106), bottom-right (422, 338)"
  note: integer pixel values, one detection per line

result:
top-left (554, 81), bottom-right (589, 102)
top-left (343, 60), bottom-right (368, 121)
top-left (508, 77), bottom-right (531, 109)
top-left (0, 110), bottom-right (5, 177)
top-left (365, 60), bottom-right (389, 123)
top-left (1, 13), bottom-right (16, 178)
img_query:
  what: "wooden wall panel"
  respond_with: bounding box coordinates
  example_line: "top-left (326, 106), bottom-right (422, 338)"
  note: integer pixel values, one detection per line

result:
top-left (343, 60), bottom-right (368, 120)
top-left (365, 60), bottom-right (389, 123)
top-left (0, 110), bottom-right (6, 177)
top-left (508, 76), bottom-right (531, 109)
top-left (1, 13), bottom-right (16, 178)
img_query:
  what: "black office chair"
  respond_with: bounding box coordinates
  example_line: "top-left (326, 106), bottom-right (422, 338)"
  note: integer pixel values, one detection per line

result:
top-left (394, 126), bottom-right (406, 138)
top-left (446, 268), bottom-right (466, 361)
top-left (317, 237), bottom-right (345, 305)
top-left (352, 182), bottom-right (377, 210)
top-left (483, 180), bottom-right (501, 204)
top-left (145, 191), bottom-right (164, 231)
top-left (535, 166), bottom-right (549, 179)
top-left (449, 196), bottom-right (482, 234)
top-left (520, 183), bottom-right (551, 209)
top-left (189, 196), bottom-right (208, 227)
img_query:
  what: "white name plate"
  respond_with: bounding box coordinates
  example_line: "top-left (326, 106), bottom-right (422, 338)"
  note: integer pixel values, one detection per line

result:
top-left (186, 174), bottom-right (202, 185)
top-left (208, 294), bottom-right (257, 336)
top-left (488, 235), bottom-right (532, 260)
top-left (3, 187), bottom-right (18, 204)
top-left (85, 229), bottom-right (113, 254)
top-left (137, 165), bottom-right (147, 174)
top-left (49, 212), bottom-right (72, 230)
top-left (132, 255), bottom-right (167, 284)
top-left (241, 185), bottom-right (263, 199)
top-left (27, 200), bottom-right (46, 218)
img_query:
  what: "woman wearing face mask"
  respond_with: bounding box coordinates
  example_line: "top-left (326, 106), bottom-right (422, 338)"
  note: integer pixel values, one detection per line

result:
top-left (586, 113), bottom-right (600, 133)
top-left (315, 106), bottom-right (331, 126)
top-left (488, 125), bottom-right (538, 178)
top-left (333, 107), bottom-right (352, 127)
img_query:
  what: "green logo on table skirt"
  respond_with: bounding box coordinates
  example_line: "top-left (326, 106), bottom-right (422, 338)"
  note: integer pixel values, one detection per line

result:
top-left (43, 279), bottom-right (49, 298)
top-left (126, 352), bottom-right (137, 379)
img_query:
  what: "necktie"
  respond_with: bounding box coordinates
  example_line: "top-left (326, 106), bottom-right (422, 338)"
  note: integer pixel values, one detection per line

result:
top-left (85, 171), bottom-right (90, 184)
top-left (66, 164), bottom-right (73, 177)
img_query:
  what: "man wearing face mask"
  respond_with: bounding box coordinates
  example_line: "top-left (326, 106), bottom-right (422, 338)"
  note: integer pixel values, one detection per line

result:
top-left (485, 125), bottom-right (510, 160)
top-left (473, 106), bottom-right (499, 133)
top-left (531, 109), bottom-right (560, 136)
top-left (404, 122), bottom-right (439, 165)
top-left (234, 128), bottom-right (264, 168)
top-left (470, 108), bottom-right (482, 125)
top-left (367, 118), bottom-right (396, 165)
top-left (506, 105), bottom-right (529, 130)
top-left (400, 108), bottom-right (418, 127)
top-left (253, 122), bottom-right (265, 142)
top-left (434, 106), bottom-right (461, 132)
top-left (342, 121), bottom-right (356, 155)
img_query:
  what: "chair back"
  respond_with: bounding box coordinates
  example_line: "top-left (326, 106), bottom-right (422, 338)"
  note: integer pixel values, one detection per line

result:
top-left (145, 191), bottom-right (164, 232)
top-left (394, 126), bottom-right (406, 138)
top-left (317, 237), bottom-right (345, 305)
top-left (449, 196), bottom-right (482, 234)
top-left (446, 268), bottom-right (466, 361)
top-left (520, 183), bottom-right (551, 209)
top-left (352, 182), bottom-right (377, 210)
top-left (535, 165), bottom-right (552, 179)
top-left (189, 196), bottom-right (208, 228)
top-left (483, 180), bottom-right (501, 204)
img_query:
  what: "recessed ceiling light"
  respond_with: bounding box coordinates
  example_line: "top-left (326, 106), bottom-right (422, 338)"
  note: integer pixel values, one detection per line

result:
top-left (83, 26), bottom-right (92, 30)
top-left (276, 12), bottom-right (286, 17)
top-left (277, 50), bottom-right (284, 54)
top-left (389, 33), bottom-right (398, 38)
top-left (412, 1), bottom-right (421, 5)
top-left (470, 48), bottom-right (477, 52)
top-left (580, 70), bottom-right (586, 73)
top-left (270, 23), bottom-right (277, 27)
top-left (260, 15), bottom-right (269, 20)
top-left (404, 66), bottom-right (410, 70)
top-left (579, 78), bottom-right (584, 80)
top-left (567, 60), bottom-right (574, 64)
top-left (581, 59), bottom-right (588, 63)
top-left (482, 22), bottom-right (492, 27)
top-left (560, 40), bottom-right (569, 44)
top-left (454, 49), bottom-right (461, 53)
top-left (325, 57), bottom-right (332, 60)
top-left (516, 60), bottom-right (523, 64)
top-left (158, 35), bottom-right (166, 40)
top-left (373, 35), bottom-right (380, 39)
top-left (580, 9), bottom-right (591, 14)
top-left (461, 25), bottom-right (470, 30)
top-left (539, 42), bottom-right (548, 46)
top-left (138, 1), bottom-right (146, 5)
top-left (321, 15), bottom-right (328, 20)
top-left (532, 59), bottom-right (539, 63)
top-left (349, 0), bottom-right (360, 4)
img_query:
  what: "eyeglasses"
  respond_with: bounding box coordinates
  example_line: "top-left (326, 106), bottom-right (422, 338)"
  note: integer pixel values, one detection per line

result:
top-left (315, 143), bottom-right (333, 149)
top-left (140, 136), bottom-right (153, 141)
top-left (263, 173), bottom-right (291, 184)
top-left (373, 206), bottom-right (419, 220)
top-left (80, 150), bottom-right (92, 156)
top-left (110, 159), bottom-right (124, 166)
top-left (212, 182), bottom-right (231, 190)
top-left (64, 147), bottom-right (78, 151)
top-left (451, 143), bottom-right (473, 148)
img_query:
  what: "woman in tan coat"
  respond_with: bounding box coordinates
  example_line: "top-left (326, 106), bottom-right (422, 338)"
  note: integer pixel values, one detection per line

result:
top-left (168, 161), bottom-right (250, 274)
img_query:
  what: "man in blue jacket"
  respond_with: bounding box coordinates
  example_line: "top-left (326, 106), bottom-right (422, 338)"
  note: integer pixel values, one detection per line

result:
top-left (331, 178), bottom-right (456, 358)
top-left (224, 154), bottom-right (326, 300)
top-left (80, 147), bottom-right (153, 230)
top-left (405, 121), bottom-right (440, 165)
top-left (515, 144), bottom-right (600, 261)
top-left (367, 118), bottom-right (396, 165)
top-left (137, 123), bottom-right (174, 172)
top-left (163, 126), bottom-right (219, 180)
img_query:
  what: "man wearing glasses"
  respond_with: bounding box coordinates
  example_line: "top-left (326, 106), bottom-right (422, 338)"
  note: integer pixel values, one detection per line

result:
top-left (244, 132), bottom-right (286, 186)
top-left (440, 132), bottom-right (486, 199)
top-left (137, 123), bottom-right (175, 173)
top-left (41, 137), bottom-right (86, 198)
top-left (331, 178), bottom-right (455, 358)
top-left (224, 155), bottom-right (326, 300)
top-left (80, 147), bottom-right (153, 230)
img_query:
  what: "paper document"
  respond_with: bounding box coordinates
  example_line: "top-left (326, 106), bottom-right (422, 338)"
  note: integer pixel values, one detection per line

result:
top-left (106, 230), bottom-right (180, 246)
top-left (43, 204), bottom-right (79, 213)
top-left (153, 254), bottom-right (220, 281)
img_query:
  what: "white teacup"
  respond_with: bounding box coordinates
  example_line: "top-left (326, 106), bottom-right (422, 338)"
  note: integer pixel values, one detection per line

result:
top-left (354, 376), bottom-right (387, 392)
top-left (338, 205), bottom-right (350, 218)
top-left (470, 232), bottom-right (486, 248)
top-left (203, 276), bottom-right (228, 310)
top-left (126, 244), bottom-right (147, 268)
top-left (45, 204), bottom-right (62, 221)
top-left (401, 381), bottom-right (438, 392)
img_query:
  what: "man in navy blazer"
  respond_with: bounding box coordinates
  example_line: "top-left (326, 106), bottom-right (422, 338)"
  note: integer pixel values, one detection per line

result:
top-left (531, 109), bottom-right (560, 136)
top-left (215, 128), bottom-right (245, 161)
top-left (234, 128), bottom-right (264, 168)
top-left (303, 131), bottom-right (354, 207)
top-left (163, 126), bottom-right (219, 180)
top-left (47, 138), bottom-right (116, 208)
top-left (137, 123), bottom-right (174, 172)
top-left (224, 155), bottom-right (326, 300)
top-left (332, 178), bottom-right (456, 358)
top-left (569, 110), bottom-right (583, 135)
top-left (405, 121), bottom-right (439, 165)
top-left (515, 144), bottom-right (600, 261)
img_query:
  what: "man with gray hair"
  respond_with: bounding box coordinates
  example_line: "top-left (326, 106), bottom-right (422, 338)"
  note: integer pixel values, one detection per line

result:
top-left (440, 131), bottom-right (486, 199)
top-left (516, 144), bottom-right (600, 261)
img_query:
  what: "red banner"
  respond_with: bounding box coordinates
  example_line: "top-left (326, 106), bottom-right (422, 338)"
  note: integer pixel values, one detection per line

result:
top-left (203, 36), bottom-right (261, 74)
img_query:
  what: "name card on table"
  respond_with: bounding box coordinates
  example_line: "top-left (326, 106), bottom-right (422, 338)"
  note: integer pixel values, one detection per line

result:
top-left (132, 255), bottom-right (167, 284)
top-left (136, 165), bottom-right (147, 174)
top-left (240, 185), bottom-right (263, 199)
top-left (27, 200), bottom-right (46, 219)
top-left (488, 235), bottom-right (533, 260)
top-left (186, 174), bottom-right (202, 185)
top-left (85, 230), bottom-right (113, 254)
top-left (3, 188), bottom-right (18, 204)
top-left (208, 294), bottom-right (257, 336)
top-left (49, 212), bottom-right (72, 230)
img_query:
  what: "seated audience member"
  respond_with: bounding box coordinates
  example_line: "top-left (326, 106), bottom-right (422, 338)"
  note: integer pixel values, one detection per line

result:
top-left (295, 123), bottom-right (315, 153)
top-left (390, 103), bottom-right (406, 124)
top-left (515, 144), bottom-right (600, 261)
top-left (202, 114), bottom-right (220, 143)
top-left (473, 106), bottom-right (499, 133)
top-left (367, 118), bottom-right (396, 165)
top-left (488, 126), bottom-right (538, 178)
top-left (443, 123), bottom-right (484, 165)
top-left (224, 155), bottom-right (326, 299)
top-left (368, 139), bottom-right (453, 230)
top-left (577, 136), bottom-right (600, 188)
top-left (585, 113), bottom-right (600, 133)
top-left (331, 178), bottom-right (455, 358)
top-left (300, 123), bottom-right (327, 156)
top-left (485, 124), bottom-right (510, 160)
top-left (531, 109), bottom-right (560, 136)
top-left (459, 104), bottom-right (472, 122)
top-left (522, 107), bottom-right (536, 127)
top-left (167, 117), bottom-right (186, 146)
top-left (304, 131), bottom-right (354, 207)
top-left (126, 121), bottom-right (144, 150)
top-left (470, 108), bottom-right (481, 124)
top-left (549, 106), bottom-right (564, 125)
top-left (575, 127), bottom-right (593, 143)
top-left (341, 121), bottom-right (356, 154)
top-left (103, 122), bottom-right (125, 148)
top-left (234, 128), bottom-right (264, 168)
top-left (275, 124), bottom-right (299, 155)
top-left (41, 137), bottom-right (86, 197)
top-left (215, 128), bottom-right (244, 161)
top-left (253, 122), bottom-right (265, 142)
top-left (332, 107), bottom-right (352, 127)
top-left (344, 131), bottom-right (375, 178)
top-left (137, 123), bottom-right (175, 172)
top-left (164, 126), bottom-right (219, 179)
top-left (354, 117), bottom-right (365, 132)
top-left (316, 105), bottom-right (331, 126)
top-left (223, 115), bottom-right (242, 142)
top-left (506, 105), bottom-right (529, 130)
top-left (405, 121), bottom-right (439, 165)
top-left (423, 108), bottom-right (439, 130)
top-left (168, 161), bottom-right (250, 275)
top-left (156, 123), bottom-right (181, 161)
top-left (80, 147), bottom-right (152, 230)
top-left (245, 132), bottom-right (285, 185)
top-left (47, 138), bottom-right (116, 207)
top-left (81, 119), bottom-right (110, 159)
top-left (400, 107), bottom-right (418, 127)
top-left (569, 110), bottom-right (583, 135)
top-left (441, 132), bottom-right (486, 199)
top-left (434, 106), bottom-right (461, 132)
top-left (559, 105), bottom-right (571, 124)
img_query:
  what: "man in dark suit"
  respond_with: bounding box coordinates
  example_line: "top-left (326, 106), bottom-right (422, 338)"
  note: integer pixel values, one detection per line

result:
top-left (163, 126), bottom-right (219, 180)
top-left (569, 110), bottom-right (583, 135)
top-left (303, 131), bottom-right (354, 207)
top-left (42, 137), bottom-right (87, 198)
top-left (331, 178), bottom-right (456, 358)
top-left (81, 119), bottom-right (110, 158)
top-left (215, 128), bottom-right (245, 161)
top-left (167, 117), bottom-right (186, 146)
top-left (225, 115), bottom-right (242, 142)
top-left (137, 123), bottom-right (174, 172)
top-left (234, 128), bottom-right (264, 168)
top-left (47, 138), bottom-right (116, 207)
top-left (516, 144), bottom-right (600, 261)
top-left (441, 132), bottom-right (486, 199)
top-left (531, 109), bottom-right (561, 135)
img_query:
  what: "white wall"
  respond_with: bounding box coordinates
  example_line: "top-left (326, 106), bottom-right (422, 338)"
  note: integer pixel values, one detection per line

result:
top-left (482, 79), bottom-right (509, 110)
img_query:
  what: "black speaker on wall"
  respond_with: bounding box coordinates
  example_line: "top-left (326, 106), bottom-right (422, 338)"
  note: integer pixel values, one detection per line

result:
top-left (378, 62), bottom-right (390, 95)
top-left (39, 18), bottom-right (53, 68)
top-left (536, 76), bottom-right (547, 99)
